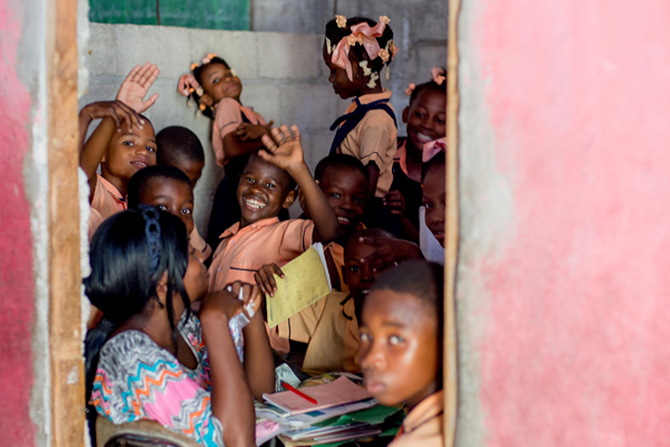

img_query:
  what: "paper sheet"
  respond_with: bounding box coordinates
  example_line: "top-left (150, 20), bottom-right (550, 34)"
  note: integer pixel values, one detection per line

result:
top-left (266, 243), bottom-right (332, 328)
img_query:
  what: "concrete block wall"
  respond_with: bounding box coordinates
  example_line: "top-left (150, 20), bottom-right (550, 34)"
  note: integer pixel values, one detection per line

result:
top-left (80, 23), bottom-right (342, 234)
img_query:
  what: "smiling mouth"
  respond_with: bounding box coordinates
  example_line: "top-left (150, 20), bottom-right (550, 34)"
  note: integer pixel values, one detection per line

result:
top-left (416, 132), bottom-right (433, 143)
top-left (244, 197), bottom-right (266, 210)
top-left (130, 161), bottom-right (148, 169)
top-left (337, 216), bottom-right (351, 225)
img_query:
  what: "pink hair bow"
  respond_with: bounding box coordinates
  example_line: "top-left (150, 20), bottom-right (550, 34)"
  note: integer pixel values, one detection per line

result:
top-left (422, 138), bottom-right (447, 162)
top-left (431, 67), bottom-right (446, 86)
top-left (331, 21), bottom-right (387, 81)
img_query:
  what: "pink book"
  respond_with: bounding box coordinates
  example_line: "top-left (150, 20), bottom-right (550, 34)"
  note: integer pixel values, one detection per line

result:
top-left (262, 376), bottom-right (373, 415)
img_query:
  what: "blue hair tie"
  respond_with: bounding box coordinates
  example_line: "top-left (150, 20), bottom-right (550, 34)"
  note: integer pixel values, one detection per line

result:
top-left (140, 205), bottom-right (162, 275)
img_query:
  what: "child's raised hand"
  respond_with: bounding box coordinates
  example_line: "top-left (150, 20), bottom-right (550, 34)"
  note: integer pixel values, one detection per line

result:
top-left (79, 100), bottom-right (144, 131)
top-left (234, 122), bottom-right (272, 141)
top-left (254, 263), bottom-right (285, 298)
top-left (259, 125), bottom-right (305, 171)
top-left (177, 73), bottom-right (200, 97)
top-left (383, 189), bottom-right (406, 215)
top-left (116, 62), bottom-right (160, 113)
top-left (357, 236), bottom-right (424, 271)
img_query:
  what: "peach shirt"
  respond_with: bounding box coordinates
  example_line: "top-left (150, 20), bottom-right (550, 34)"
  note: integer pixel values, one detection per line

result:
top-left (211, 97), bottom-right (266, 166)
top-left (336, 90), bottom-right (398, 198)
top-left (390, 391), bottom-right (444, 447)
top-left (208, 217), bottom-right (314, 354)
top-left (91, 174), bottom-right (126, 221)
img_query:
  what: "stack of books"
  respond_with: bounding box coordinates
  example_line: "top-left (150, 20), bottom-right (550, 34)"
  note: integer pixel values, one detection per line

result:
top-left (255, 376), bottom-right (403, 446)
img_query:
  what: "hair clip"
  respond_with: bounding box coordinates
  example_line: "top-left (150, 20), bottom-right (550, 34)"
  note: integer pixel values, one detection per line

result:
top-left (405, 82), bottom-right (416, 96)
top-left (325, 37), bottom-right (333, 55)
top-left (431, 67), bottom-right (446, 86)
top-left (335, 14), bottom-right (347, 28)
top-left (379, 15), bottom-right (390, 24)
top-left (139, 205), bottom-right (162, 275)
top-left (190, 62), bottom-right (198, 71)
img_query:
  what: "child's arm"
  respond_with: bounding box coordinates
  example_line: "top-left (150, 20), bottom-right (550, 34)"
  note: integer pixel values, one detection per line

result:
top-left (78, 101), bottom-right (144, 200)
top-left (260, 125), bottom-right (339, 243)
top-left (254, 263), bottom-right (285, 298)
top-left (199, 288), bottom-right (256, 446)
top-left (220, 122), bottom-right (273, 158)
top-left (384, 189), bottom-right (420, 242)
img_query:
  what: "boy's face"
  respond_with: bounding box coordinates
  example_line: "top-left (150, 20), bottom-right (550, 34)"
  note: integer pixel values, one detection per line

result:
top-left (402, 89), bottom-right (447, 152)
top-left (422, 166), bottom-right (446, 247)
top-left (343, 238), bottom-right (384, 300)
top-left (319, 167), bottom-right (367, 239)
top-left (139, 177), bottom-right (195, 234)
top-left (200, 62), bottom-right (242, 103)
top-left (357, 289), bottom-right (438, 409)
top-left (237, 155), bottom-right (295, 227)
top-left (104, 122), bottom-right (157, 182)
top-left (172, 158), bottom-right (204, 189)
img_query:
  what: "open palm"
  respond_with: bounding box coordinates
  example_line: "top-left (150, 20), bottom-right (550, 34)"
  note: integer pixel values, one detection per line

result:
top-left (259, 125), bottom-right (304, 170)
top-left (116, 62), bottom-right (160, 113)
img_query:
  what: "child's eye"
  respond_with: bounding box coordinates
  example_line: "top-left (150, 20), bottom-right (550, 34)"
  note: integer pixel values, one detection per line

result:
top-left (329, 193), bottom-right (341, 199)
top-left (347, 265), bottom-right (360, 273)
top-left (181, 208), bottom-right (192, 215)
top-left (354, 197), bottom-right (366, 205)
top-left (122, 140), bottom-right (134, 146)
top-left (437, 117), bottom-right (446, 125)
top-left (414, 111), bottom-right (426, 119)
top-left (244, 176), bottom-right (255, 183)
top-left (146, 146), bottom-right (156, 153)
top-left (360, 332), bottom-right (372, 343)
top-left (388, 335), bottom-right (404, 345)
top-left (212, 77), bottom-right (220, 84)
top-left (265, 182), bottom-right (276, 190)
top-left (422, 199), bottom-right (433, 209)
top-left (157, 204), bottom-right (169, 211)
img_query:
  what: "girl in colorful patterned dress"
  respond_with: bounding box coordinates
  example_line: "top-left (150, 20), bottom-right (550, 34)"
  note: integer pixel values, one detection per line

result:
top-left (87, 206), bottom-right (273, 446)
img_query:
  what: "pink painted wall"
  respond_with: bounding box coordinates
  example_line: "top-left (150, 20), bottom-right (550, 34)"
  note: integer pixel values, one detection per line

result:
top-left (461, 0), bottom-right (670, 445)
top-left (0, 0), bottom-right (37, 444)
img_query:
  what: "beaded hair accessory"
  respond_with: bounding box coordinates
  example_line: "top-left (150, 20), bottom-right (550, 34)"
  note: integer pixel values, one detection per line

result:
top-left (140, 205), bottom-right (162, 275)
top-left (405, 67), bottom-right (447, 96)
top-left (327, 15), bottom-right (398, 83)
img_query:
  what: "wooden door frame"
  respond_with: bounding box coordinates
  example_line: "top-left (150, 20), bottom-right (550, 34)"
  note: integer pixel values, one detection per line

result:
top-left (47, 0), bottom-right (86, 444)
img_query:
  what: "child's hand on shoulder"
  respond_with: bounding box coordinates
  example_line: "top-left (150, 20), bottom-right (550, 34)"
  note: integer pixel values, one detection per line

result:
top-left (79, 100), bottom-right (144, 131)
top-left (234, 121), bottom-right (274, 141)
top-left (383, 189), bottom-right (406, 215)
top-left (116, 62), bottom-right (160, 113)
top-left (254, 263), bottom-right (285, 298)
top-left (259, 125), bottom-right (306, 172)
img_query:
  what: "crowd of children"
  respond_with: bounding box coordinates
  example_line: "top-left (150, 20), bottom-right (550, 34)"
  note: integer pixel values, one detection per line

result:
top-left (82, 14), bottom-right (447, 447)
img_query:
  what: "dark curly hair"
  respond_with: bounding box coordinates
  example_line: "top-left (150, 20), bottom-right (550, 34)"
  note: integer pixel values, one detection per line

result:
top-left (189, 56), bottom-right (232, 120)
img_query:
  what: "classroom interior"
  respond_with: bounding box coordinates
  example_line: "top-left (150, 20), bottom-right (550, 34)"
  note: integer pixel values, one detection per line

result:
top-left (3, 0), bottom-right (669, 445)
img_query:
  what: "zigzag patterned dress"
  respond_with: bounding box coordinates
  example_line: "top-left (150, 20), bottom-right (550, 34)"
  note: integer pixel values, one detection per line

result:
top-left (91, 313), bottom-right (224, 446)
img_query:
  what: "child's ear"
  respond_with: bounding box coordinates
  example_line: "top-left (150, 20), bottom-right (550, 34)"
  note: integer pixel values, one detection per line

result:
top-left (402, 106), bottom-right (410, 123)
top-left (282, 190), bottom-right (297, 209)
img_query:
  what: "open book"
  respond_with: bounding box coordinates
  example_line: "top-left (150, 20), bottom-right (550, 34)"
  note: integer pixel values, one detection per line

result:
top-left (266, 242), bottom-right (332, 328)
top-left (262, 376), bottom-right (373, 416)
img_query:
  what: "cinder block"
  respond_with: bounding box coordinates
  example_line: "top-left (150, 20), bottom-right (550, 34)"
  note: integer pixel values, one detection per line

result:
top-left (188, 30), bottom-right (259, 79)
top-left (279, 83), bottom-right (341, 130)
top-left (257, 33), bottom-right (322, 79)
top-left (85, 24), bottom-right (119, 75)
top-left (242, 84), bottom-right (281, 122)
top-left (251, 0), bottom-right (320, 34)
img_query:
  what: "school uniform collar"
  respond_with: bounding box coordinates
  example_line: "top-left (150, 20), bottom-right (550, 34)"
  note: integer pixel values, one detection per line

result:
top-left (345, 89), bottom-right (393, 113)
top-left (218, 217), bottom-right (280, 239)
top-left (398, 390), bottom-right (444, 438)
top-left (97, 174), bottom-right (126, 205)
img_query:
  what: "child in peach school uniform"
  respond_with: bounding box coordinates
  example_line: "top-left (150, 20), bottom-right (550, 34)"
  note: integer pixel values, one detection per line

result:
top-left (324, 15), bottom-right (399, 201)
top-left (357, 260), bottom-right (444, 447)
top-left (177, 54), bottom-right (277, 251)
top-left (155, 126), bottom-right (211, 259)
top-left (80, 63), bottom-right (160, 222)
top-left (208, 125), bottom-right (339, 354)
top-left (385, 68), bottom-right (447, 241)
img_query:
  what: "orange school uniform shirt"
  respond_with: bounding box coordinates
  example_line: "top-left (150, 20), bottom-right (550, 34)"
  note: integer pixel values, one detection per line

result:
top-left (211, 97), bottom-right (266, 166)
top-left (208, 217), bottom-right (314, 353)
top-left (336, 91), bottom-right (398, 198)
top-left (390, 391), bottom-right (444, 447)
top-left (91, 174), bottom-right (126, 221)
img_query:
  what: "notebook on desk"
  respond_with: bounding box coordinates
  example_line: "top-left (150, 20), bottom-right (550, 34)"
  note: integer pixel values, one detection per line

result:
top-left (262, 376), bottom-right (373, 415)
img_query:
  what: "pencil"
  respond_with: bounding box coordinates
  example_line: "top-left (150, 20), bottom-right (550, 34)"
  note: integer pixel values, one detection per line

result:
top-left (281, 381), bottom-right (318, 404)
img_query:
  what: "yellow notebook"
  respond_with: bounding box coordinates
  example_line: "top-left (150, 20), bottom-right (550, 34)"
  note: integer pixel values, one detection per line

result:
top-left (266, 243), bottom-right (332, 328)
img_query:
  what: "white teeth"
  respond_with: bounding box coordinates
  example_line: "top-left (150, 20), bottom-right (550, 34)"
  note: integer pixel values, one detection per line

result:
top-left (417, 132), bottom-right (432, 142)
top-left (337, 216), bottom-right (350, 224)
top-left (245, 198), bottom-right (266, 209)
top-left (131, 161), bottom-right (147, 168)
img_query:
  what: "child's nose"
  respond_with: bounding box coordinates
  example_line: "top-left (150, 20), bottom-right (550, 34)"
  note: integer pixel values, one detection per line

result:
top-left (360, 342), bottom-right (386, 371)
